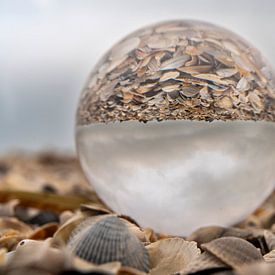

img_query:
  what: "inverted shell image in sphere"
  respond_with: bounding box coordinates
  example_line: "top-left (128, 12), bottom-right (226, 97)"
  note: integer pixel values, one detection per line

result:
top-left (76, 20), bottom-right (275, 235)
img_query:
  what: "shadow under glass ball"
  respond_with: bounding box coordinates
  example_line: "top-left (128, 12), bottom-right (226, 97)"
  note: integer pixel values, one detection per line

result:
top-left (76, 20), bottom-right (275, 235)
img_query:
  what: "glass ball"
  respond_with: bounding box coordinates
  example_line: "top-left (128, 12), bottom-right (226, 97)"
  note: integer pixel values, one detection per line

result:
top-left (76, 20), bottom-right (275, 235)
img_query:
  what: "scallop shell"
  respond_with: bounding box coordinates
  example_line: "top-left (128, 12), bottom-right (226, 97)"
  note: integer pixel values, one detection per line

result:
top-left (146, 238), bottom-right (200, 275)
top-left (68, 215), bottom-right (149, 272)
top-left (201, 237), bottom-right (263, 268)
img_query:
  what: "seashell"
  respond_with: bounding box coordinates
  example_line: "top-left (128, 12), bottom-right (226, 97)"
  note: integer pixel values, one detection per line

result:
top-left (264, 250), bottom-right (275, 263)
top-left (201, 237), bottom-right (263, 268)
top-left (187, 226), bottom-right (253, 246)
top-left (160, 55), bottom-right (190, 70)
top-left (52, 212), bottom-right (87, 246)
top-left (80, 203), bottom-right (111, 216)
top-left (0, 217), bottom-right (33, 250)
top-left (237, 214), bottom-right (262, 229)
top-left (72, 257), bottom-right (121, 274)
top-left (179, 86), bottom-right (200, 98)
top-left (236, 77), bottom-right (250, 92)
top-left (0, 248), bottom-right (7, 266)
top-left (53, 204), bottom-right (110, 245)
top-left (216, 68), bottom-right (238, 78)
top-left (177, 251), bottom-right (228, 275)
top-left (6, 251), bottom-right (15, 265)
top-left (236, 261), bottom-right (275, 275)
top-left (146, 238), bottom-right (200, 275)
top-left (5, 239), bottom-right (68, 274)
top-left (264, 230), bottom-right (275, 251)
top-left (260, 209), bottom-right (275, 229)
top-left (29, 223), bottom-right (59, 240)
top-left (59, 210), bottom-right (74, 225)
top-left (143, 228), bottom-right (158, 243)
top-left (118, 266), bottom-right (148, 275)
top-left (178, 65), bottom-right (213, 74)
top-left (121, 219), bottom-right (147, 243)
top-left (0, 217), bottom-right (32, 235)
top-left (216, 96), bottom-right (233, 109)
top-left (68, 215), bottom-right (149, 272)
top-left (159, 71), bottom-right (180, 82)
top-left (0, 200), bottom-right (19, 217)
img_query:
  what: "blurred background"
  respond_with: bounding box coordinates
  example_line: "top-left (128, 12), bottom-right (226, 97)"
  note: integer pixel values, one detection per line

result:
top-left (1, 0), bottom-right (275, 153)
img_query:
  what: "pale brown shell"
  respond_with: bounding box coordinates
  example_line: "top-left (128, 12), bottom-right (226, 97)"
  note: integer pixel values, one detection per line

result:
top-left (236, 262), bottom-right (275, 275)
top-left (0, 217), bottom-right (33, 250)
top-left (177, 251), bottom-right (228, 275)
top-left (264, 230), bottom-right (275, 251)
top-left (201, 237), bottom-right (263, 268)
top-left (5, 239), bottom-right (68, 274)
top-left (146, 238), bottom-right (200, 275)
top-left (68, 215), bottom-right (149, 272)
top-left (187, 226), bottom-right (253, 245)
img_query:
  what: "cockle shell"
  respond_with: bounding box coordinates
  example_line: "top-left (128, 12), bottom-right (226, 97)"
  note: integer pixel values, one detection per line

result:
top-left (201, 237), bottom-right (263, 268)
top-left (67, 215), bottom-right (149, 272)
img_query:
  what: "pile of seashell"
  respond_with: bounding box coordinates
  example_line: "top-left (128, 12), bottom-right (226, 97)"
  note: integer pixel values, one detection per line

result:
top-left (0, 153), bottom-right (274, 274)
top-left (77, 20), bottom-right (275, 125)
top-left (0, 198), bottom-right (274, 274)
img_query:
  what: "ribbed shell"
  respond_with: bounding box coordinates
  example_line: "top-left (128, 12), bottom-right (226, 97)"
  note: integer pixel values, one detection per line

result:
top-left (68, 216), bottom-right (149, 272)
top-left (178, 251), bottom-right (227, 275)
top-left (201, 237), bottom-right (263, 268)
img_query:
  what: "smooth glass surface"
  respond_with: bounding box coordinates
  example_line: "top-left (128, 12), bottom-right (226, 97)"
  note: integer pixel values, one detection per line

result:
top-left (76, 120), bottom-right (275, 235)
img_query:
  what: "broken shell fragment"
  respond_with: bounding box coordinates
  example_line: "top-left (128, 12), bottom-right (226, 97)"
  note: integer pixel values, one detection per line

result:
top-left (76, 20), bottom-right (275, 235)
top-left (67, 215), bottom-right (149, 272)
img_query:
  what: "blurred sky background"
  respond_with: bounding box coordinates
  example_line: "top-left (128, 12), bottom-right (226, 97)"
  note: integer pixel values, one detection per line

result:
top-left (1, 0), bottom-right (275, 153)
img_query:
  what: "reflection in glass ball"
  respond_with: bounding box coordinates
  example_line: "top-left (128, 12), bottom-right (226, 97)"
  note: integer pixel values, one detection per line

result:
top-left (76, 20), bottom-right (275, 235)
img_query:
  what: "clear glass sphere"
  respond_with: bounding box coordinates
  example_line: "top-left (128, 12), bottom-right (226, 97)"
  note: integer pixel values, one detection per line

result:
top-left (76, 20), bottom-right (275, 235)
